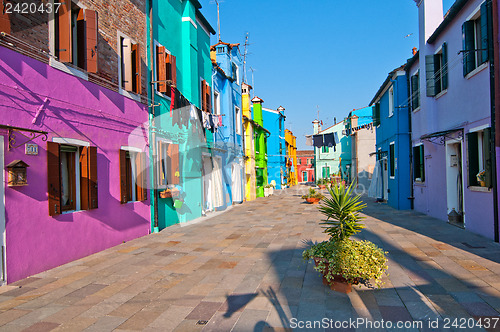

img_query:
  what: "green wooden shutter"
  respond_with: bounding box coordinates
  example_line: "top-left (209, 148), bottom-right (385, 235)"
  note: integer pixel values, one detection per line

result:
top-left (411, 74), bottom-right (419, 110)
top-left (467, 132), bottom-right (479, 186)
top-left (425, 55), bottom-right (436, 96)
top-left (442, 42), bottom-right (448, 90)
top-left (373, 103), bottom-right (380, 126)
top-left (463, 21), bottom-right (476, 76)
top-left (419, 145), bottom-right (425, 182)
top-left (481, 0), bottom-right (493, 63)
top-left (483, 128), bottom-right (492, 187)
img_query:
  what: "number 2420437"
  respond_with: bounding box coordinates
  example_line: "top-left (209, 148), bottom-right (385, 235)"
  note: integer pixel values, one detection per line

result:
top-left (4, 2), bottom-right (63, 14)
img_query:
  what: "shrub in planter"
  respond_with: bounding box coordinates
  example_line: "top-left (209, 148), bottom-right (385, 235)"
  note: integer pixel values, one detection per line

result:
top-left (301, 188), bottom-right (324, 204)
top-left (303, 239), bottom-right (388, 288)
top-left (303, 182), bottom-right (388, 291)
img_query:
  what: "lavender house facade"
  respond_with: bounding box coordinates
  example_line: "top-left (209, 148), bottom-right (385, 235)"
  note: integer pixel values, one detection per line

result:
top-left (0, 0), bottom-right (150, 283)
top-left (412, 0), bottom-right (496, 240)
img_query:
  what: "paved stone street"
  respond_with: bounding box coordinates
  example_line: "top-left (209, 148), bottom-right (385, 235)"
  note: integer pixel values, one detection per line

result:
top-left (0, 186), bottom-right (499, 331)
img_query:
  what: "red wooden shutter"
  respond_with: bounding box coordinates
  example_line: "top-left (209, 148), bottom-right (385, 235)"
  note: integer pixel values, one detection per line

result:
top-left (80, 146), bottom-right (90, 210)
top-left (201, 80), bottom-right (206, 112)
top-left (85, 9), bottom-right (98, 73)
top-left (206, 84), bottom-right (212, 113)
top-left (119, 149), bottom-right (127, 204)
top-left (168, 144), bottom-right (180, 185)
top-left (132, 43), bottom-right (141, 94)
top-left (57, 1), bottom-right (72, 63)
top-left (47, 142), bottom-right (61, 216)
top-left (89, 146), bottom-right (98, 209)
top-left (165, 54), bottom-right (173, 97)
top-left (157, 46), bottom-right (167, 92)
top-left (0, 1), bottom-right (11, 34)
top-left (171, 55), bottom-right (177, 86)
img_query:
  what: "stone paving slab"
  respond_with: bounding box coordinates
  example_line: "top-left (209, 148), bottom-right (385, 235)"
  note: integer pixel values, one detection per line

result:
top-left (0, 186), bottom-right (499, 331)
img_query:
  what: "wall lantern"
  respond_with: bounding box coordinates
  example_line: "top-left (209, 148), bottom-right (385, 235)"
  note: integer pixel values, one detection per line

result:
top-left (6, 160), bottom-right (29, 187)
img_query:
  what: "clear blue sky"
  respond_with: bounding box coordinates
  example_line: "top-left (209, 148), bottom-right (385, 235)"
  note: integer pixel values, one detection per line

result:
top-left (199, 0), bottom-right (455, 150)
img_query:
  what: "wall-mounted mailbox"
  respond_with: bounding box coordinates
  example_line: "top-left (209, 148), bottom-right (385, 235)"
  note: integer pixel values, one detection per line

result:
top-left (6, 160), bottom-right (29, 187)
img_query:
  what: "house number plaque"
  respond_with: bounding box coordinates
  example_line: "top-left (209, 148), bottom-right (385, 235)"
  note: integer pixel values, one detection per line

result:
top-left (25, 143), bottom-right (38, 156)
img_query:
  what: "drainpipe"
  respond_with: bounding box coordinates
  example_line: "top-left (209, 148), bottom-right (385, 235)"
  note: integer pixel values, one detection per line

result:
top-left (491, 0), bottom-right (499, 242)
top-left (148, 0), bottom-right (159, 233)
top-left (405, 65), bottom-right (415, 210)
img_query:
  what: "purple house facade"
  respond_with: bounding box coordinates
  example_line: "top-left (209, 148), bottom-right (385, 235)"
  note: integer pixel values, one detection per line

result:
top-left (412, 0), bottom-right (497, 240)
top-left (0, 0), bottom-right (151, 283)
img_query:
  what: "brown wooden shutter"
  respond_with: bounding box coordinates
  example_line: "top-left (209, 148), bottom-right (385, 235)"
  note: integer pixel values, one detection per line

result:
top-left (168, 144), bottom-right (180, 185)
top-left (47, 142), bottom-right (61, 216)
top-left (206, 84), bottom-right (212, 113)
top-left (136, 152), bottom-right (147, 201)
top-left (157, 46), bottom-right (167, 92)
top-left (89, 146), bottom-right (98, 208)
top-left (0, 1), bottom-right (11, 34)
top-left (85, 9), bottom-right (98, 73)
top-left (132, 43), bottom-right (141, 94)
top-left (201, 80), bottom-right (206, 112)
top-left (57, 0), bottom-right (72, 63)
top-left (119, 149), bottom-right (127, 203)
top-left (80, 146), bottom-right (90, 210)
top-left (171, 55), bottom-right (177, 86)
top-left (122, 38), bottom-right (133, 91)
top-left (76, 9), bottom-right (86, 69)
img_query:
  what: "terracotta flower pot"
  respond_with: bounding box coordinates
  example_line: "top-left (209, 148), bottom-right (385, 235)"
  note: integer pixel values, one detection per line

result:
top-left (306, 197), bottom-right (320, 204)
top-left (318, 185), bottom-right (326, 189)
top-left (313, 258), bottom-right (358, 294)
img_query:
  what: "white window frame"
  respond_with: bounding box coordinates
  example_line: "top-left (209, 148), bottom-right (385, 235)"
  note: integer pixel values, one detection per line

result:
top-left (389, 141), bottom-right (396, 179)
top-left (213, 91), bottom-right (220, 115)
top-left (153, 40), bottom-right (172, 99)
top-left (388, 86), bottom-right (394, 117)
top-left (53, 137), bottom-right (90, 213)
top-left (117, 31), bottom-right (141, 102)
top-left (235, 106), bottom-right (241, 135)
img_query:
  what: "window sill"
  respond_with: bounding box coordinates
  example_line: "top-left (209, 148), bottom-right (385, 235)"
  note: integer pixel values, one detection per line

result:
top-left (414, 181), bottom-right (426, 187)
top-left (155, 90), bottom-right (172, 101)
top-left (468, 186), bottom-right (491, 193)
top-left (465, 62), bottom-right (488, 80)
top-left (49, 58), bottom-right (88, 81)
top-left (412, 106), bottom-right (421, 113)
top-left (119, 88), bottom-right (141, 102)
top-left (434, 89), bottom-right (447, 100)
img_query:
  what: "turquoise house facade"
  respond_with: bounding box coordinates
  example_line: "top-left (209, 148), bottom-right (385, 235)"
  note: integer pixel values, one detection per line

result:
top-left (147, 0), bottom-right (215, 231)
top-left (263, 107), bottom-right (286, 189)
top-left (312, 120), bottom-right (346, 181)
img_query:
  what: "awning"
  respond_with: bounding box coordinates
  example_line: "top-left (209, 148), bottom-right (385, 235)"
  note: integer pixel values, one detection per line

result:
top-left (420, 128), bottom-right (463, 145)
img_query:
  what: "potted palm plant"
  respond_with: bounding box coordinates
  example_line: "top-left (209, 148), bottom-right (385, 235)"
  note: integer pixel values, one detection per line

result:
top-left (303, 182), bottom-right (388, 293)
top-left (301, 188), bottom-right (324, 204)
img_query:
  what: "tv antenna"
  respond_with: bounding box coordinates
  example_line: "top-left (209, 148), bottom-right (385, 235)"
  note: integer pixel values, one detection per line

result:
top-left (214, 0), bottom-right (221, 41)
top-left (243, 33), bottom-right (250, 83)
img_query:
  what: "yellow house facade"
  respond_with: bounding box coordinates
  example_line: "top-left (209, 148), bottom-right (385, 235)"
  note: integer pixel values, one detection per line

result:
top-left (242, 83), bottom-right (257, 201)
top-left (285, 129), bottom-right (298, 186)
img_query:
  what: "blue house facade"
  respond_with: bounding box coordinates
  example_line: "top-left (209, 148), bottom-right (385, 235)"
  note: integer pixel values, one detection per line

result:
top-left (370, 65), bottom-right (412, 210)
top-left (344, 107), bottom-right (376, 189)
top-left (263, 106), bottom-right (286, 189)
top-left (210, 41), bottom-right (245, 209)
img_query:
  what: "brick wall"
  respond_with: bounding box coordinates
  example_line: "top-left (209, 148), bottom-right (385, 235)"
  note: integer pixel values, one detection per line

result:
top-left (7, 0), bottom-right (148, 97)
